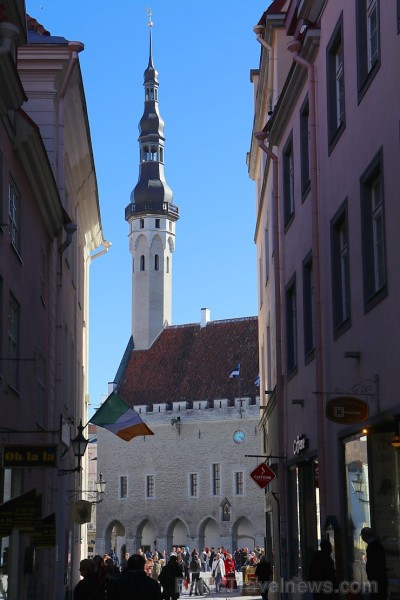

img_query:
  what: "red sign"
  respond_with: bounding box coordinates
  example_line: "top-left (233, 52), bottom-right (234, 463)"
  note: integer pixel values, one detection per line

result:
top-left (250, 463), bottom-right (276, 489)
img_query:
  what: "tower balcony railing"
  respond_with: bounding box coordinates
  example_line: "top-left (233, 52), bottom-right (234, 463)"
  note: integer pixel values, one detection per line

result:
top-left (125, 200), bottom-right (179, 221)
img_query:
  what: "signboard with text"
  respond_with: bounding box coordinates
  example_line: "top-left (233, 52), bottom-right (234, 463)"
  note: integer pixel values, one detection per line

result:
top-left (250, 463), bottom-right (276, 489)
top-left (2, 445), bottom-right (58, 468)
top-left (326, 396), bottom-right (369, 424)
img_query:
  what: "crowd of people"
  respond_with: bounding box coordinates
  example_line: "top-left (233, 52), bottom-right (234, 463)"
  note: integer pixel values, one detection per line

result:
top-left (74, 544), bottom-right (272, 599)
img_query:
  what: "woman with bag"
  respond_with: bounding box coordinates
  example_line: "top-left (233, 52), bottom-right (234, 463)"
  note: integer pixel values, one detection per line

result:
top-left (224, 553), bottom-right (237, 590)
top-left (211, 552), bottom-right (226, 593)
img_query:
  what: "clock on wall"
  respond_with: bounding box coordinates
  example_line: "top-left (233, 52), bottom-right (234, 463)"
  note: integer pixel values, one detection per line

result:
top-left (233, 430), bottom-right (246, 443)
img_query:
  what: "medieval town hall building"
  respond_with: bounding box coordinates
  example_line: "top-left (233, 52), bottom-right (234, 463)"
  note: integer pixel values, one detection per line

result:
top-left (94, 24), bottom-right (264, 557)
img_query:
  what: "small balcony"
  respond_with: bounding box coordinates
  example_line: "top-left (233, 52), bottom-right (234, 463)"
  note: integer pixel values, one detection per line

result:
top-left (125, 200), bottom-right (179, 221)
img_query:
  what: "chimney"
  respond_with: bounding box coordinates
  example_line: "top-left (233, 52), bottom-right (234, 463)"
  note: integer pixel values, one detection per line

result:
top-left (200, 308), bottom-right (210, 328)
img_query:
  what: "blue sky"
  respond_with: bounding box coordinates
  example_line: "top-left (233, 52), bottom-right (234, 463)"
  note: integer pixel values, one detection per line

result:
top-left (26, 0), bottom-right (269, 412)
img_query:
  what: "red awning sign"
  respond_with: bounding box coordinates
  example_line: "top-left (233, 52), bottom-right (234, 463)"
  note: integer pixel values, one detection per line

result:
top-left (250, 463), bottom-right (276, 489)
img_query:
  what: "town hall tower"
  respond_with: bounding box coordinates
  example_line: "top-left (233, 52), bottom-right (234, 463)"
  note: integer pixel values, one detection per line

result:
top-left (125, 18), bottom-right (179, 350)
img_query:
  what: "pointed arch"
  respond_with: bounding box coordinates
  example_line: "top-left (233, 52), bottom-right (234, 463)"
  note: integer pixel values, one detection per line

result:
top-left (197, 516), bottom-right (221, 551)
top-left (135, 518), bottom-right (158, 553)
top-left (231, 516), bottom-right (256, 551)
top-left (165, 517), bottom-right (190, 552)
top-left (167, 235), bottom-right (175, 253)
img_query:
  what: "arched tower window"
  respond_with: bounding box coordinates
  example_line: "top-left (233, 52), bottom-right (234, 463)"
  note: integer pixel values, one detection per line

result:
top-left (140, 218), bottom-right (144, 229)
top-left (132, 258), bottom-right (134, 273)
top-left (166, 256), bottom-right (170, 273)
top-left (154, 254), bottom-right (159, 271)
top-left (140, 255), bottom-right (145, 271)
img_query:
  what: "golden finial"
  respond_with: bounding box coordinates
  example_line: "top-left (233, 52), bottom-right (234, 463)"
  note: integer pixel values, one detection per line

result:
top-left (145, 7), bottom-right (153, 28)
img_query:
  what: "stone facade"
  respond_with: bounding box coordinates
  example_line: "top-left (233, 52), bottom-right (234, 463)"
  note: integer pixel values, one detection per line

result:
top-left (95, 398), bottom-right (265, 558)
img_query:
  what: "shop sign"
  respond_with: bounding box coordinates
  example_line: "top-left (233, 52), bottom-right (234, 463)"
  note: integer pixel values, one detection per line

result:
top-left (293, 434), bottom-right (308, 455)
top-left (250, 463), bottom-right (276, 489)
top-left (325, 396), bottom-right (369, 424)
top-left (2, 445), bottom-right (58, 468)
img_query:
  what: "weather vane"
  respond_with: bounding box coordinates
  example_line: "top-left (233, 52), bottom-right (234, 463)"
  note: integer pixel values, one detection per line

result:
top-left (145, 7), bottom-right (153, 28)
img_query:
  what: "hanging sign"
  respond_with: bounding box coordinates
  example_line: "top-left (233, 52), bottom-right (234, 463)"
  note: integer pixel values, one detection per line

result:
top-left (2, 445), bottom-right (58, 468)
top-left (250, 463), bottom-right (276, 489)
top-left (326, 396), bottom-right (369, 424)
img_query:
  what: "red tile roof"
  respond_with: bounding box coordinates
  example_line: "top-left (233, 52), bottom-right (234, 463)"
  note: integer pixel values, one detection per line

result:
top-left (26, 14), bottom-right (50, 36)
top-left (118, 317), bottom-right (259, 406)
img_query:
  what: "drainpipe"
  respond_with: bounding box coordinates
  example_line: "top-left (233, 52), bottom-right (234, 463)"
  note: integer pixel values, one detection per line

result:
top-left (253, 25), bottom-right (274, 114)
top-left (287, 39), bottom-right (327, 532)
top-left (255, 131), bottom-right (288, 582)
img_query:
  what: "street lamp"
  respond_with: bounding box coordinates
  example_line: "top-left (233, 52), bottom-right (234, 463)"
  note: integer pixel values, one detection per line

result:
top-left (58, 420), bottom-right (89, 475)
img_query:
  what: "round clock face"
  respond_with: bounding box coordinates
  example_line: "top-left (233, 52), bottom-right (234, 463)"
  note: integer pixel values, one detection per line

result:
top-left (233, 430), bottom-right (246, 444)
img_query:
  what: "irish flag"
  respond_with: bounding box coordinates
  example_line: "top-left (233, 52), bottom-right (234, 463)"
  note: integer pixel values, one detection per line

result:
top-left (89, 392), bottom-right (154, 441)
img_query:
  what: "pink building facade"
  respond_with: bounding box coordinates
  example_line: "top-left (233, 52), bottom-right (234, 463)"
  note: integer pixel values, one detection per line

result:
top-left (249, 0), bottom-right (400, 592)
top-left (0, 2), bottom-right (107, 598)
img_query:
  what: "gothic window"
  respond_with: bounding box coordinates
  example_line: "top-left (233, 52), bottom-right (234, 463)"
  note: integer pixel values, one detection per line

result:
top-left (154, 254), bottom-right (159, 271)
top-left (140, 255), bottom-right (145, 271)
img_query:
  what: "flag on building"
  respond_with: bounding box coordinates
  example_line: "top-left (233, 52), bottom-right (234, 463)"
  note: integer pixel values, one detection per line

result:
top-left (229, 363), bottom-right (240, 378)
top-left (89, 392), bottom-right (154, 441)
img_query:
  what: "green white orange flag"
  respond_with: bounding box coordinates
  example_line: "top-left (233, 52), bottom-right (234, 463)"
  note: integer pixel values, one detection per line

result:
top-left (89, 392), bottom-right (154, 441)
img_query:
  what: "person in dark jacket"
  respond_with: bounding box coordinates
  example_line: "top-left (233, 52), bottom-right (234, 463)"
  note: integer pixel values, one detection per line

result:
top-left (108, 553), bottom-right (162, 600)
top-left (308, 539), bottom-right (338, 600)
top-left (361, 527), bottom-right (388, 600)
top-left (255, 555), bottom-right (273, 600)
top-left (159, 554), bottom-right (184, 600)
top-left (74, 559), bottom-right (104, 600)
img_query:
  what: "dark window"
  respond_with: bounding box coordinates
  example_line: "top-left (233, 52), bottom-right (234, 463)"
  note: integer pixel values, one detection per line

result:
top-left (154, 254), bottom-right (159, 271)
top-left (190, 473), bottom-right (198, 497)
top-left (8, 178), bottom-right (20, 254)
top-left (235, 471), bottom-right (244, 495)
top-left (398, 0), bottom-right (400, 33)
top-left (302, 252), bottom-right (315, 359)
top-left (140, 218), bottom-right (144, 229)
top-left (300, 97), bottom-right (310, 198)
top-left (356, 0), bottom-right (380, 100)
top-left (8, 293), bottom-right (20, 390)
top-left (327, 14), bottom-right (345, 150)
top-left (146, 475), bottom-right (154, 498)
top-left (360, 148), bottom-right (387, 312)
top-left (120, 476), bottom-right (127, 498)
top-left (285, 276), bottom-right (297, 375)
top-left (140, 255), bottom-right (145, 271)
top-left (212, 463), bottom-right (220, 496)
top-left (331, 200), bottom-right (351, 335)
top-left (283, 134), bottom-right (295, 228)
top-left (155, 218), bottom-right (160, 228)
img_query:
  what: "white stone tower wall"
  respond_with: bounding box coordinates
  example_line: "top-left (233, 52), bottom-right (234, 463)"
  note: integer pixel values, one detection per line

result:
top-left (129, 216), bottom-right (176, 349)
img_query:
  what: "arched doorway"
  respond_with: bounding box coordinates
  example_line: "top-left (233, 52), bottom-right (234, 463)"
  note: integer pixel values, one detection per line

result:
top-left (104, 520), bottom-right (125, 563)
top-left (198, 517), bottom-right (221, 550)
top-left (166, 518), bottom-right (189, 552)
top-left (136, 519), bottom-right (157, 554)
top-left (231, 516), bottom-right (255, 551)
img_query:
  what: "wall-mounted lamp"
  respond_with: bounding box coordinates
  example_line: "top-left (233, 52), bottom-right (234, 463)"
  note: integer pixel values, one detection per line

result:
top-left (171, 417), bottom-right (181, 435)
top-left (68, 472), bottom-right (107, 504)
top-left (58, 420), bottom-right (89, 475)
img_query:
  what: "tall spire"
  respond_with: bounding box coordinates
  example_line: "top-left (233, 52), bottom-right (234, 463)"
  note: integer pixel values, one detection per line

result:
top-left (125, 10), bottom-right (178, 216)
top-left (125, 12), bottom-right (179, 350)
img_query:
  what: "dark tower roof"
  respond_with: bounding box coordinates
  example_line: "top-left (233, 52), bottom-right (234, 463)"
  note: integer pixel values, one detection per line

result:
top-left (125, 22), bottom-right (179, 222)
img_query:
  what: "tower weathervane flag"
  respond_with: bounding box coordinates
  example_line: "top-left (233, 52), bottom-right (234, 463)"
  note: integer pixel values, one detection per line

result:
top-left (145, 7), bottom-right (153, 27)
